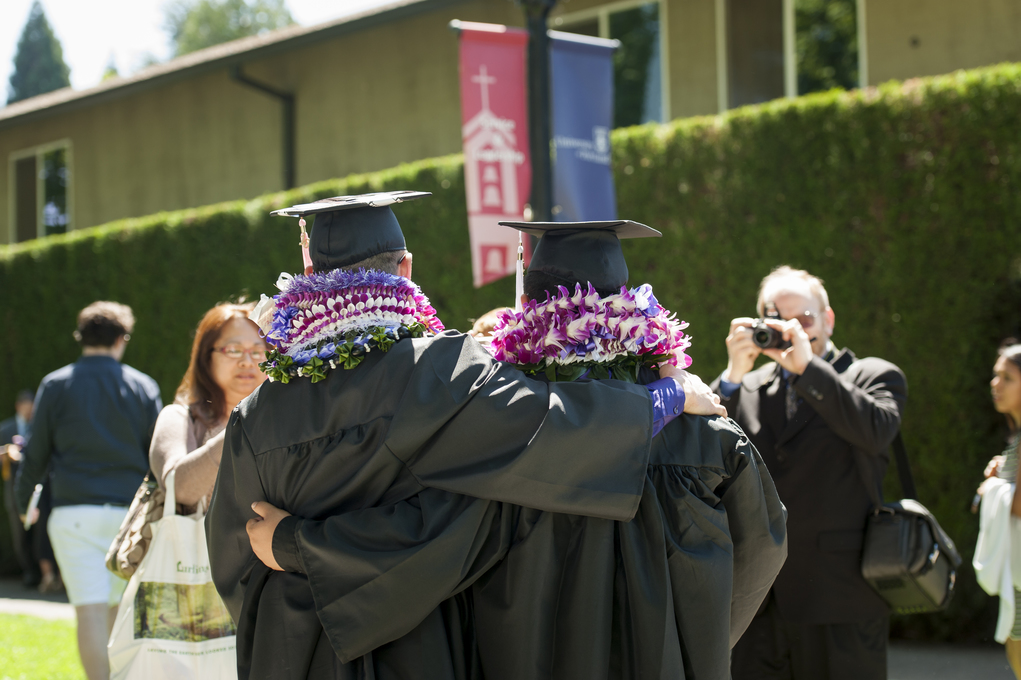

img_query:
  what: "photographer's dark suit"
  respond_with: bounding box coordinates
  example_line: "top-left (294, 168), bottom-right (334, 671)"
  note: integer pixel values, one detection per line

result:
top-left (712, 348), bottom-right (906, 680)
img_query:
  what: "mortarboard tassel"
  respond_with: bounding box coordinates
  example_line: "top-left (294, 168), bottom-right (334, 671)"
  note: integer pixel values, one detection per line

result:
top-left (514, 231), bottom-right (524, 312)
top-left (299, 217), bottom-right (314, 275)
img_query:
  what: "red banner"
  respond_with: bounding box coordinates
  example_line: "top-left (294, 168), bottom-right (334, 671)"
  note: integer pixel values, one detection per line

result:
top-left (457, 22), bottom-right (532, 288)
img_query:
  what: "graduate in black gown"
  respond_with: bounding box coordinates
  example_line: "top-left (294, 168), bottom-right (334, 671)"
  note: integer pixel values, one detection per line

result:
top-left (250, 220), bottom-right (789, 680)
top-left (206, 193), bottom-right (728, 680)
top-left (469, 221), bottom-right (787, 680)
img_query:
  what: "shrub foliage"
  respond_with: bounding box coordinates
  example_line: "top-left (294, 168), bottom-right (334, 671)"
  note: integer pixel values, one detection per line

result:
top-left (2, 63), bottom-right (1020, 640)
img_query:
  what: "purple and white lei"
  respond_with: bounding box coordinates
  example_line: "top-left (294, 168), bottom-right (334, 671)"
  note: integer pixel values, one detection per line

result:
top-left (250, 268), bottom-right (444, 382)
top-left (489, 283), bottom-right (691, 381)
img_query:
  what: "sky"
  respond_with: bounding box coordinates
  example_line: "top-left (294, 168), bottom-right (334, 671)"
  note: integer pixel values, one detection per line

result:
top-left (1, 0), bottom-right (396, 95)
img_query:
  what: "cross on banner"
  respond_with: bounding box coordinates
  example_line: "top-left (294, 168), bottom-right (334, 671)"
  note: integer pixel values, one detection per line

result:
top-left (471, 65), bottom-right (497, 112)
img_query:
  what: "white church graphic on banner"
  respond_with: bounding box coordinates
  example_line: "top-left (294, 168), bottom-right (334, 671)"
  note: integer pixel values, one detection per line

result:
top-left (461, 64), bottom-right (529, 287)
top-left (463, 66), bottom-right (523, 216)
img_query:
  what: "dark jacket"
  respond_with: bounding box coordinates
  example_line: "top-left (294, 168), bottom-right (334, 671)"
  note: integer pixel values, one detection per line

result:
top-left (16, 355), bottom-right (162, 512)
top-left (711, 348), bottom-right (906, 624)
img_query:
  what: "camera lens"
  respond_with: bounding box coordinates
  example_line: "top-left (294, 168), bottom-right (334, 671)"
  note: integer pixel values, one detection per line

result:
top-left (750, 322), bottom-right (791, 350)
top-left (752, 328), bottom-right (773, 348)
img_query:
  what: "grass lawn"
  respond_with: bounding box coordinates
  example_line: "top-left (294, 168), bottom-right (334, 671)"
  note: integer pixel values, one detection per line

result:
top-left (0, 613), bottom-right (84, 680)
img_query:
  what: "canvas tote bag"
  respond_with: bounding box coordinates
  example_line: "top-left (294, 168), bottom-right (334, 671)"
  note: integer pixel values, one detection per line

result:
top-left (108, 470), bottom-right (237, 679)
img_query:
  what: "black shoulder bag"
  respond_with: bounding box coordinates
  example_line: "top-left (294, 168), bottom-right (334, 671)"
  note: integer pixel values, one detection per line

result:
top-left (859, 432), bottom-right (963, 614)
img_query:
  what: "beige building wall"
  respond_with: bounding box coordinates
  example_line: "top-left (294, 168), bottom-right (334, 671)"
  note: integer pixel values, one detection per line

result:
top-left (288, 0), bottom-right (521, 187)
top-left (668, 0), bottom-right (722, 118)
top-left (1, 70), bottom-right (283, 241)
top-left (0, 0), bottom-right (522, 244)
top-left (865, 0), bottom-right (1021, 85)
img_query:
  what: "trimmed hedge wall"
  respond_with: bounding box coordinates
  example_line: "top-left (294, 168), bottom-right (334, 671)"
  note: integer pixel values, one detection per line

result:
top-left (2, 63), bottom-right (1021, 641)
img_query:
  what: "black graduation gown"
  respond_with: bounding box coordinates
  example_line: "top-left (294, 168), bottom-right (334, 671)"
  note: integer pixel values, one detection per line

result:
top-left (243, 367), bottom-right (788, 680)
top-left (206, 331), bottom-right (657, 680)
top-left (468, 413), bottom-right (787, 680)
top-left (466, 367), bottom-right (788, 680)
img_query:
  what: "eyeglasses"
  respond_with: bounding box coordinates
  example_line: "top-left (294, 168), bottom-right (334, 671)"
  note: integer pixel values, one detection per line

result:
top-left (212, 345), bottom-right (270, 362)
top-left (784, 310), bottom-right (819, 329)
top-left (765, 305), bottom-right (819, 330)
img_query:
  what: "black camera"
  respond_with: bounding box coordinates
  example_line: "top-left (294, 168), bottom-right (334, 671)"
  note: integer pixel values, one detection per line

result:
top-left (750, 314), bottom-right (791, 350)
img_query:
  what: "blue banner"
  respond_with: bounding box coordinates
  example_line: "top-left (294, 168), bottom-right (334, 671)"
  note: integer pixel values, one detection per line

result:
top-left (550, 31), bottom-right (618, 222)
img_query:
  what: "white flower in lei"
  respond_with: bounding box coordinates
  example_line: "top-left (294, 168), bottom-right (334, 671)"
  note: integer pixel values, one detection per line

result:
top-left (252, 268), bottom-right (444, 383)
top-left (489, 283), bottom-right (692, 383)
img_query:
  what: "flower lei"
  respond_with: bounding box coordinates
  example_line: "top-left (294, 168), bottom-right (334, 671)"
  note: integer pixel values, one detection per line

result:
top-left (251, 268), bottom-right (444, 383)
top-left (489, 283), bottom-right (691, 383)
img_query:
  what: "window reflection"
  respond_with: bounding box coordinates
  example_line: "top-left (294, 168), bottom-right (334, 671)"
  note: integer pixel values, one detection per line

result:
top-left (556, 2), bottom-right (662, 129)
top-left (796, 0), bottom-right (858, 95)
top-left (610, 4), bottom-right (661, 127)
top-left (42, 148), bottom-right (68, 236)
top-left (11, 144), bottom-right (70, 242)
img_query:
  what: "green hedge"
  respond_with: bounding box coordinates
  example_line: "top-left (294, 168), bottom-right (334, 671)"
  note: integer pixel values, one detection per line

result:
top-left (3, 62), bottom-right (1021, 641)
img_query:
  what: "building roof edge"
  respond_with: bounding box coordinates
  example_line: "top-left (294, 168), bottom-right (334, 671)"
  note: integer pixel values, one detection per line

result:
top-left (0, 0), bottom-right (464, 132)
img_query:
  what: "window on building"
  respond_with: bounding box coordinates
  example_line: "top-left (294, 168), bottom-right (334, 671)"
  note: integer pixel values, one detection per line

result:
top-left (9, 141), bottom-right (70, 243)
top-left (795, 0), bottom-right (858, 95)
top-left (553, 0), bottom-right (665, 128)
top-left (727, 0), bottom-right (785, 108)
top-left (13, 157), bottom-right (37, 243)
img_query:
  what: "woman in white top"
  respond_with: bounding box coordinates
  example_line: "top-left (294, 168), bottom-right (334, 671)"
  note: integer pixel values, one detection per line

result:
top-left (977, 342), bottom-right (1021, 677)
top-left (149, 303), bottom-right (269, 512)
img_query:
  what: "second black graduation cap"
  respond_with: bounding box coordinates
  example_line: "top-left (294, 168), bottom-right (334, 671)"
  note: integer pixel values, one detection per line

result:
top-left (271, 191), bottom-right (430, 271)
top-left (499, 220), bottom-right (661, 292)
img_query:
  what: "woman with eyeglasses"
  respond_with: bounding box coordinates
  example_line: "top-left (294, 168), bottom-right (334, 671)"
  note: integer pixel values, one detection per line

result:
top-left (149, 302), bottom-right (269, 510)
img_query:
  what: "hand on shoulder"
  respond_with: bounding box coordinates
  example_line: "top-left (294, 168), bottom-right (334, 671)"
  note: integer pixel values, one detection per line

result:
top-left (659, 365), bottom-right (727, 417)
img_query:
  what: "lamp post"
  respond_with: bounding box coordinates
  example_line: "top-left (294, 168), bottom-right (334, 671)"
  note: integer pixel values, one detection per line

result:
top-left (516, 0), bottom-right (558, 223)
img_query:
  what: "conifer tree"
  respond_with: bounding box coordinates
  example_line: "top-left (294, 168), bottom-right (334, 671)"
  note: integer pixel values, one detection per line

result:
top-left (6, 1), bottom-right (71, 105)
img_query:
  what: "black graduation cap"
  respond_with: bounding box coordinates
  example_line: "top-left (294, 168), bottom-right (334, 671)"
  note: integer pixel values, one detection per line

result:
top-left (499, 220), bottom-right (661, 292)
top-left (271, 191), bottom-right (430, 271)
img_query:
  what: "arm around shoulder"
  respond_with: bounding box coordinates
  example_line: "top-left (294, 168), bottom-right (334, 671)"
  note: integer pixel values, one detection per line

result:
top-left (267, 488), bottom-right (518, 664)
top-left (386, 333), bottom-right (654, 521)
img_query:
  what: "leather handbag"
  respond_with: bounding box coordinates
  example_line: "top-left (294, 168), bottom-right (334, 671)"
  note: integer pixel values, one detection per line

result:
top-left (859, 433), bottom-right (962, 614)
top-left (105, 472), bottom-right (165, 580)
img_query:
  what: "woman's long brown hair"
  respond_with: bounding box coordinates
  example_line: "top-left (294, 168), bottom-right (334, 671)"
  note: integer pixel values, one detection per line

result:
top-left (175, 302), bottom-right (257, 426)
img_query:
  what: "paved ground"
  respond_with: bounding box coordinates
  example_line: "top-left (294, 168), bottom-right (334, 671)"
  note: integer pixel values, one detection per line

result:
top-left (0, 578), bottom-right (1014, 677)
top-left (0, 576), bottom-right (74, 620)
top-left (888, 641), bottom-right (1013, 680)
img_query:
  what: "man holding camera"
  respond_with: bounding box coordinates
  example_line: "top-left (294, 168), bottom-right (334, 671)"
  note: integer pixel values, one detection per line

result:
top-left (711, 266), bottom-right (906, 680)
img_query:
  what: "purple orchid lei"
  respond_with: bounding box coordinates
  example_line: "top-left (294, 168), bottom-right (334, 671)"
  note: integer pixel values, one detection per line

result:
top-left (489, 282), bottom-right (691, 383)
top-left (250, 268), bottom-right (444, 383)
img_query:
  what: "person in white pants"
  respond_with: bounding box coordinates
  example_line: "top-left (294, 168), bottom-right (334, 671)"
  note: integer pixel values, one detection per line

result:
top-left (17, 301), bottom-right (162, 680)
